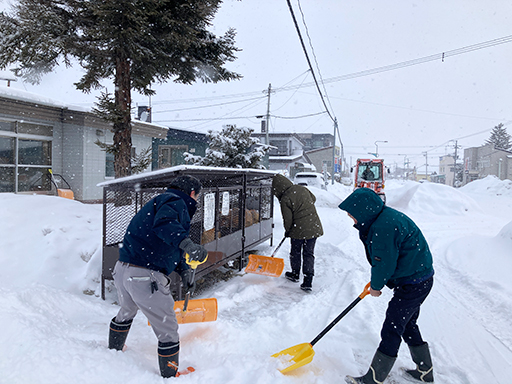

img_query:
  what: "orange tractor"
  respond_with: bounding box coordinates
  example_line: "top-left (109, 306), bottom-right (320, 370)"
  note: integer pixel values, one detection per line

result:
top-left (351, 159), bottom-right (388, 203)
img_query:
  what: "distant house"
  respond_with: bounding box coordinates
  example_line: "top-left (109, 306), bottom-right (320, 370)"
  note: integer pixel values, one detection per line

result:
top-left (304, 145), bottom-right (341, 179)
top-left (438, 154), bottom-right (456, 186)
top-left (463, 143), bottom-right (512, 184)
top-left (295, 133), bottom-right (335, 151)
top-left (251, 132), bottom-right (341, 177)
top-left (251, 132), bottom-right (311, 177)
top-left (0, 87), bottom-right (169, 201)
top-left (152, 127), bottom-right (208, 170)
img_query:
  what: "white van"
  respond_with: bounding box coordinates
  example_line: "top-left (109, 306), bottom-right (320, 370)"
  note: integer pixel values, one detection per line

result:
top-left (293, 172), bottom-right (327, 190)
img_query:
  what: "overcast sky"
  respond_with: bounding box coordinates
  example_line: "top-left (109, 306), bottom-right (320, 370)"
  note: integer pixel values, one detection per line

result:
top-left (2, 0), bottom-right (512, 172)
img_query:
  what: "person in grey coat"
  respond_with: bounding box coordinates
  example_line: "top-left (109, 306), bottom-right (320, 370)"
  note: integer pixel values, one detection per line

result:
top-left (108, 175), bottom-right (208, 378)
top-left (272, 174), bottom-right (323, 291)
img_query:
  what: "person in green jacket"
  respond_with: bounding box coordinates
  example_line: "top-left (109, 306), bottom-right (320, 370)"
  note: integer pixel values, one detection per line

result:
top-left (272, 174), bottom-right (323, 291)
top-left (339, 188), bottom-right (435, 384)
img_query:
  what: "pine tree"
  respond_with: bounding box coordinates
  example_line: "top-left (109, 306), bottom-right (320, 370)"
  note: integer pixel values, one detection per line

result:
top-left (485, 123), bottom-right (512, 151)
top-left (184, 125), bottom-right (270, 169)
top-left (0, 0), bottom-right (241, 177)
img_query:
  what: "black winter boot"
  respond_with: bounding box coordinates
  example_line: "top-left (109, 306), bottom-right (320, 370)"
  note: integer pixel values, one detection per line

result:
top-left (158, 341), bottom-right (180, 378)
top-left (345, 350), bottom-right (396, 384)
top-left (285, 271), bottom-right (299, 282)
top-left (403, 342), bottom-right (434, 382)
top-left (108, 317), bottom-right (133, 351)
top-left (300, 275), bottom-right (313, 291)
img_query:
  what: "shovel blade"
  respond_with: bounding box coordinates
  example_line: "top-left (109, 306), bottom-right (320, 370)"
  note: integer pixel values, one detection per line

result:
top-left (174, 298), bottom-right (218, 324)
top-left (271, 342), bottom-right (315, 373)
top-left (245, 254), bottom-right (284, 277)
top-left (57, 189), bottom-right (74, 199)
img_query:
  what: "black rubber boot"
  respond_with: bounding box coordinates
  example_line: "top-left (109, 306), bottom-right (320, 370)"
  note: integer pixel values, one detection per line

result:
top-left (158, 341), bottom-right (180, 378)
top-left (345, 350), bottom-right (396, 384)
top-left (300, 275), bottom-right (313, 291)
top-left (285, 271), bottom-right (299, 282)
top-left (404, 342), bottom-right (434, 382)
top-left (108, 317), bottom-right (133, 351)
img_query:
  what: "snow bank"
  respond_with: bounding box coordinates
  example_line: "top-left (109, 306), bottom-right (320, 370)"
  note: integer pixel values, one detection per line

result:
top-left (445, 218), bottom-right (512, 290)
top-left (386, 181), bottom-right (481, 216)
top-left (460, 175), bottom-right (512, 196)
top-left (0, 193), bottom-right (102, 294)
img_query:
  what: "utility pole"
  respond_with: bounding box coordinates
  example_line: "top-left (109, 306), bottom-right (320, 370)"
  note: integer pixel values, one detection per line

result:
top-left (332, 118), bottom-right (337, 184)
top-left (424, 152), bottom-right (428, 180)
top-left (265, 83), bottom-right (272, 145)
top-left (453, 140), bottom-right (458, 187)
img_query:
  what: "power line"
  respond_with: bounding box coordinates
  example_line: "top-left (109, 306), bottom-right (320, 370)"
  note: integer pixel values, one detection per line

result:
top-left (296, 0), bottom-right (335, 115)
top-left (277, 34), bottom-right (512, 92)
top-left (146, 34), bottom-right (512, 116)
top-left (271, 111), bottom-right (326, 119)
top-left (154, 111), bottom-right (326, 123)
top-left (152, 95), bottom-right (266, 114)
top-left (286, 0), bottom-right (335, 122)
top-left (153, 34), bottom-right (512, 125)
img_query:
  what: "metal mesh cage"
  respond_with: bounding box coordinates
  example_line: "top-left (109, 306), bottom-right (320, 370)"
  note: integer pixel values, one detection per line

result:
top-left (100, 166), bottom-right (276, 299)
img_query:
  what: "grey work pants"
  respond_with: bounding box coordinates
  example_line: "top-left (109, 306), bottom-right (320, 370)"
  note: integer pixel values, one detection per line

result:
top-left (112, 261), bottom-right (179, 344)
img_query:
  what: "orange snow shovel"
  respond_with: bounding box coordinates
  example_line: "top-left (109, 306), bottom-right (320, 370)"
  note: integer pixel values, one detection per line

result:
top-left (148, 253), bottom-right (217, 326)
top-left (272, 282), bottom-right (371, 373)
top-left (245, 237), bottom-right (286, 277)
top-left (174, 253), bottom-right (217, 324)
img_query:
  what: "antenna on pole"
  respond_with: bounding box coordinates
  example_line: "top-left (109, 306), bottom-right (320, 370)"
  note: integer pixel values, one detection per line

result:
top-left (0, 75), bottom-right (17, 87)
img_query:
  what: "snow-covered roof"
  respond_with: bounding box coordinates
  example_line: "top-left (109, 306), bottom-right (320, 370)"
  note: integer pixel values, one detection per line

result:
top-left (0, 85), bottom-right (90, 112)
top-left (269, 154), bottom-right (304, 162)
top-left (97, 164), bottom-right (277, 188)
top-left (0, 85), bottom-right (172, 133)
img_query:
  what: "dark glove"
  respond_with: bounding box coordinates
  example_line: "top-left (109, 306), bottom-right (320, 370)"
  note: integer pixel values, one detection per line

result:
top-left (180, 268), bottom-right (195, 291)
top-left (284, 231), bottom-right (291, 238)
top-left (179, 238), bottom-right (208, 263)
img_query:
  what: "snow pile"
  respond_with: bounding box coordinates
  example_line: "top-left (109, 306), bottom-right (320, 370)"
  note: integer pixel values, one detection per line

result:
top-left (386, 181), bottom-right (481, 216)
top-left (0, 193), bottom-right (102, 294)
top-left (460, 175), bottom-right (512, 196)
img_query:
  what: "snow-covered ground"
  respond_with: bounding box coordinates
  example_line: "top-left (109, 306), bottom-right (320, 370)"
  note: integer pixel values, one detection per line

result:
top-left (1, 176), bottom-right (511, 384)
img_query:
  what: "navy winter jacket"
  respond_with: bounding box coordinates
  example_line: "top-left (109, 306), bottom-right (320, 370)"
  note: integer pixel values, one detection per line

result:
top-left (338, 188), bottom-right (433, 290)
top-left (118, 188), bottom-right (197, 275)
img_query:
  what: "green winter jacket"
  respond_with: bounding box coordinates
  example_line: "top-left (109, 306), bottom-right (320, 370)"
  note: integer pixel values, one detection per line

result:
top-left (338, 188), bottom-right (433, 290)
top-left (272, 174), bottom-right (323, 240)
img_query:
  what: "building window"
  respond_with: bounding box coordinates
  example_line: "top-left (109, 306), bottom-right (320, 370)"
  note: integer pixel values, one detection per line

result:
top-left (158, 145), bottom-right (188, 169)
top-left (0, 120), bottom-right (15, 132)
top-left (0, 120), bottom-right (53, 193)
top-left (105, 152), bottom-right (115, 178)
top-left (269, 140), bottom-right (288, 156)
top-left (18, 139), bottom-right (51, 165)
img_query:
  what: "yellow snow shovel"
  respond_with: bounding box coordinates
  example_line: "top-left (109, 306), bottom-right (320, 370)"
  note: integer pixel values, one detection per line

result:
top-left (272, 282), bottom-right (371, 373)
top-left (174, 253), bottom-right (218, 324)
top-left (245, 237), bottom-right (286, 277)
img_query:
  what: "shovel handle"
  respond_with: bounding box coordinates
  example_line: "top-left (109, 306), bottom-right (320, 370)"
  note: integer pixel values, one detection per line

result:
top-left (271, 237), bottom-right (287, 258)
top-left (182, 253), bottom-right (208, 312)
top-left (310, 282), bottom-right (371, 347)
top-left (185, 252), bottom-right (208, 269)
top-left (359, 282), bottom-right (371, 299)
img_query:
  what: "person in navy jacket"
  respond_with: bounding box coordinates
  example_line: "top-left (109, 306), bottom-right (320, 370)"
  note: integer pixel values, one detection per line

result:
top-left (108, 175), bottom-right (207, 378)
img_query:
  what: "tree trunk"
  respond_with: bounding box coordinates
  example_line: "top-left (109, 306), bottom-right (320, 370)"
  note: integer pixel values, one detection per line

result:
top-left (113, 57), bottom-right (132, 178)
